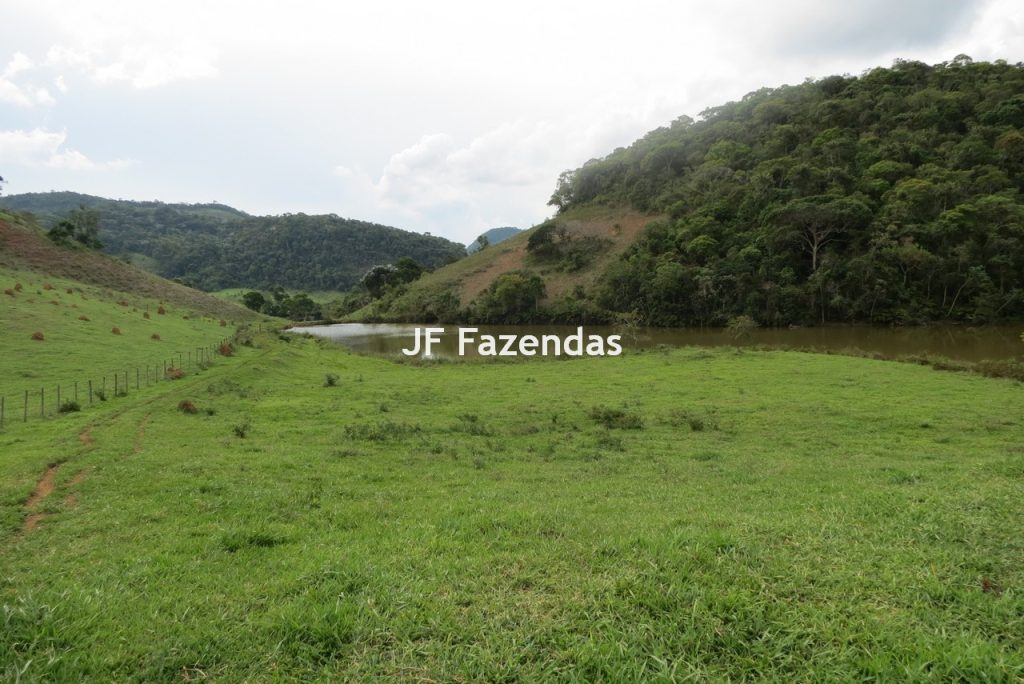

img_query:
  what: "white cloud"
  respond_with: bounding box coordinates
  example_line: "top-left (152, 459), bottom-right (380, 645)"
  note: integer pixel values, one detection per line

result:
top-left (0, 52), bottom-right (55, 106)
top-left (0, 128), bottom-right (135, 170)
top-left (44, 42), bottom-right (218, 89)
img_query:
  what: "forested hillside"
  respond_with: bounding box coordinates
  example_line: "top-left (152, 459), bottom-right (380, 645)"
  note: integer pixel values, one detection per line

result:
top-left (548, 56), bottom-right (1024, 325)
top-left (0, 192), bottom-right (467, 292)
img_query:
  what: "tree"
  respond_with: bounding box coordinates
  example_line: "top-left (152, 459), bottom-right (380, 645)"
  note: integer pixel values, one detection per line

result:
top-left (360, 264), bottom-right (397, 298)
top-left (392, 256), bottom-right (424, 285)
top-left (48, 206), bottom-right (103, 249)
top-left (0, 175), bottom-right (5, 195)
top-left (241, 291), bottom-right (266, 312)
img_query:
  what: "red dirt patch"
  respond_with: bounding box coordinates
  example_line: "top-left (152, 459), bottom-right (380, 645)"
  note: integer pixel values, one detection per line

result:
top-left (458, 209), bottom-right (659, 303)
top-left (23, 463), bottom-right (60, 532)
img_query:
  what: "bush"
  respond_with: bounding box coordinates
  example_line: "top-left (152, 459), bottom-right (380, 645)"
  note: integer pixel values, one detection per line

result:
top-left (59, 400), bottom-right (81, 413)
top-left (3, 289), bottom-right (13, 296)
top-left (43, 283), bottom-right (53, 291)
top-left (178, 400), bottom-right (198, 414)
top-left (220, 319), bottom-right (227, 327)
top-left (726, 315), bottom-right (759, 339)
top-left (14, 283), bottom-right (22, 291)
top-left (151, 333), bottom-right (161, 341)
top-left (111, 327), bottom-right (122, 335)
top-left (143, 311), bottom-right (150, 319)
top-left (30, 331), bottom-right (44, 341)
top-left (78, 315), bottom-right (90, 321)
top-left (587, 406), bottom-right (644, 429)
top-left (165, 367), bottom-right (185, 380)
top-left (218, 343), bottom-right (234, 357)
top-left (323, 373), bottom-right (339, 387)
top-left (157, 305), bottom-right (166, 315)
top-left (233, 421), bottom-right (250, 438)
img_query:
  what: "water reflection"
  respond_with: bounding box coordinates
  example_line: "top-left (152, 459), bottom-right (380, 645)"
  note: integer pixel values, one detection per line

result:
top-left (288, 322), bottom-right (1024, 363)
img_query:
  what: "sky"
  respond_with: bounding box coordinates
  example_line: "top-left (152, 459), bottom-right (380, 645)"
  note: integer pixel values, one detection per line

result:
top-left (1, 1), bottom-right (1022, 244)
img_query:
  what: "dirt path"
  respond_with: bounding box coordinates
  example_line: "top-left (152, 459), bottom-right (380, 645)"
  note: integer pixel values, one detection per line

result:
top-left (23, 463), bottom-right (60, 532)
top-left (133, 414), bottom-right (151, 454)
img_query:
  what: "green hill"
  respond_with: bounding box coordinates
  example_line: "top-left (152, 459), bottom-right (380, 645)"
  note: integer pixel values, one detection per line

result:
top-left (366, 57), bottom-right (1024, 326)
top-left (467, 226), bottom-right (523, 253)
top-left (0, 192), bottom-right (467, 293)
top-left (0, 210), bottom-right (255, 322)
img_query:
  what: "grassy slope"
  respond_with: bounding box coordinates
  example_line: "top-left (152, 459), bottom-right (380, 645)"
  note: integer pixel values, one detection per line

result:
top-left (0, 266), bottom-right (248, 404)
top-left (358, 206), bottom-right (658, 319)
top-left (0, 210), bottom-right (256, 322)
top-left (1, 328), bottom-right (1022, 680)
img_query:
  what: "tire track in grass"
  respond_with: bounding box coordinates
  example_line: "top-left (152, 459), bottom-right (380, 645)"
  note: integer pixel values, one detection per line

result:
top-left (22, 463), bottom-right (61, 532)
top-left (15, 344), bottom-right (271, 535)
top-left (132, 414), bottom-right (151, 455)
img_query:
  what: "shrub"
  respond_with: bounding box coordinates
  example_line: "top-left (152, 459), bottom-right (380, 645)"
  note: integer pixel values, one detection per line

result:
top-left (3, 289), bottom-right (13, 296)
top-left (233, 421), bottom-right (250, 438)
top-left (30, 331), bottom-right (44, 341)
top-left (218, 343), bottom-right (234, 357)
top-left (323, 373), bottom-right (339, 387)
top-left (43, 283), bottom-right (53, 290)
top-left (111, 327), bottom-right (122, 335)
top-left (178, 400), bottom-right (199, 414)
top-left (151, 333), bottom-right (161, 341)
top-left (78, 315), bottom-right (90, 321)
top-left (587, 405), bottom-right (644, 430)
top-left (726, 315), bottom-right (759, 339)
top-left (220, 319), bottom-right (227, 327)
top-left (157, 305), bottom-right (166, 315)
top-left (143, 311), bottom-right (150, 319)
top-left (66, 288), bottom-right (73, 295)
top-left (118, 300), bottom-right (128, 306)
top-left (59, 400), bottom-right (81, 413)
top-left (14, 283), bottom-right (22, 291)
top-left (49, 300), bottom-right (59, 305)
top-left (165, 367), bottom-right (185, 380)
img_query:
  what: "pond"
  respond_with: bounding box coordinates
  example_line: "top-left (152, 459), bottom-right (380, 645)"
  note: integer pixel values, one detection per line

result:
top-left (288, 322), bottom-right (1024, 362)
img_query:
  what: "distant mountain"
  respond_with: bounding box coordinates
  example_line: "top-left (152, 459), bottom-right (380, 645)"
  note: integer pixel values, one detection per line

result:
top-left (467, 226), bottom-right (523, 253)
top-left (0, 192), bottom-right (467, 292)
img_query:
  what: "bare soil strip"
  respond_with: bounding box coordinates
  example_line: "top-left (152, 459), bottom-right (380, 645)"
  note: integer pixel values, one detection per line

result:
top-left (23, 463), bottom-right (60, 532)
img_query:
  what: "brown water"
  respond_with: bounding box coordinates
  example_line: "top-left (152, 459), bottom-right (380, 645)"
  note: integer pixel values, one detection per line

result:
top-left (289, 323), bottom-right (1024, 362)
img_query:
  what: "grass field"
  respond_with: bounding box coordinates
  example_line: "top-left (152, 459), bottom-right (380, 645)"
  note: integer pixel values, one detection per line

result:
top-left (2, 324), bottom-right (1022, 680)
top-left (0, 266), bottom-right (255, 421)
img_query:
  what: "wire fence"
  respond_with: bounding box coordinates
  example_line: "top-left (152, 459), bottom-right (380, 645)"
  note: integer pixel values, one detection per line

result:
top-left (0, 326), bottom-right (264, 428)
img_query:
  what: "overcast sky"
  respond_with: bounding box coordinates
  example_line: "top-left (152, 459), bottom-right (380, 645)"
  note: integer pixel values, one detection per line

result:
top-left (1, 1), bottom-right (1022, 243)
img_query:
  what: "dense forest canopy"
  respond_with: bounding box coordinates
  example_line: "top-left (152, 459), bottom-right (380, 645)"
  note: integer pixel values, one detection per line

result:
top-left (550, 56), bottom-right (1024, 325)
top-left (0, 192), bottom-right (466, 292)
